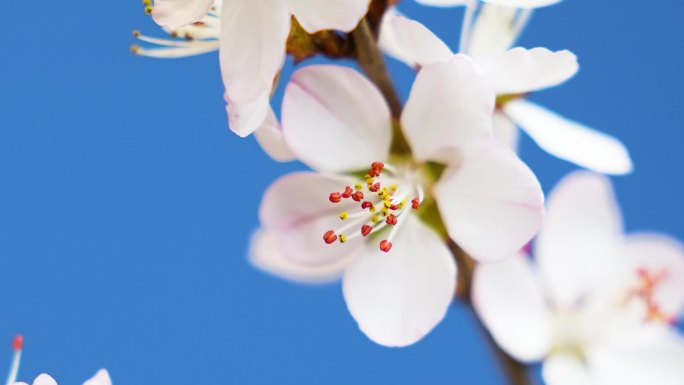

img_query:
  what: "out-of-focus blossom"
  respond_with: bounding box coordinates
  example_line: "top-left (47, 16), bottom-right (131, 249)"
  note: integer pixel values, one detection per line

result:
top-left (253, 60), bottom-right (544, 346)
top-left (379, 13), bottom-right (632, 175)
top-left (143, 0), bottom-right (371, 139)
top-left (473, 171), bottom-right (684, 385)
top-left (14, 370), bottom-right (111, 385)
top-left (415, 0), bottom-right (561, 9)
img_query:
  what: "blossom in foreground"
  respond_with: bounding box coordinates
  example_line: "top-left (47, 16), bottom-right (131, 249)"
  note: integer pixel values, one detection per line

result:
top-left (145, 0), bottom-right (371, 138)
top-left (254, 59), bottom-right (544, 346)
top-left (379, 13), bottom-right (632, 175)
top-left (473, 171), bottom-right (684, 385)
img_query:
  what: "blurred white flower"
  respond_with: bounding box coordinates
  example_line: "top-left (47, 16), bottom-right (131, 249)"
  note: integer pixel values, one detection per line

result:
top-left (379, 13), bottom-right (633, 175)
top-left (253, 60), bottom-right (544, 346)
top-left (143, 0), bottom-right (370, 139)
top-left (14, 370), bottom-right (111, 385)
top-left (473, 171), bottom-right (684, 385)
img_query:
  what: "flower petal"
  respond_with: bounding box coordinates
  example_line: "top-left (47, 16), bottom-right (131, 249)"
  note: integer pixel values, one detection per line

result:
top-left (414, 0), bottom-right (471, 6)
top-left (289, 0), bottom-right (370, 33)
top-left (342, 216), bottom-right (457, 347)
top-left (535, 171), bottom-right (624, 307)
top-left (253, 108), bottom-right (296, 162)
top-left (378, 13), bottom-right (453, 68)
top-left (483, 0), bottom-right (563, 8)
top-left (589, 325), bottom-right (684, 385)
top-left (32, 374), bottom-right (58, 385)
top-left (402, 56), bottom-right (496, 164)
top-left (282, 65), bottom-right (392, 172)
top-left (220, 0), bottom-right (290, 103)
top-left (83, 370), bottom-right (112, 385)
top-left (473, 254), bottom-right (553, 362)
top-left (259, 172), bottom-right (366, 267)
top-left (225, 91), bottom-right (270, 138)
top-left (249, 229), bottom-right (351, 284)
top-left (463, 3), bottom-right (531, 56)
top-left (492, 111), bottom-right (520, 150)
top-left (505, 100), bottom-right (633, 175)
top-left (474, 47), bottom-right (578, 94)
top-left (152, 0), bottom-right (216, 30)
top-left (435, 140), bottom-right (544, 262)
top-left (620, 233), bottom-right (684, 320)
top-left (542, 354), bottom-right (593, 385)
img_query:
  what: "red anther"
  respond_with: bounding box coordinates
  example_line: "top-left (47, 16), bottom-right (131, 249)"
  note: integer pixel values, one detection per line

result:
top-left (379, 240), bottom-right (393, 252)
top-left (411, 197), bottom-right (420, 209)
top-left (361, 225), bottom-right (373, 237)
top-left (386, 214), bottom-right (398, 225)
top-left (341, 186), bottom-right (353, 198)
top-left (352, 191), bottom-right (364, 202)
top-left (329, 192), bottom-right (342, 203)
top-left (637, 267), bottom-right (649, 279)
top-left (390, 204), bottom-right (398, 210)
top-left (369, 183), bottom-right (381, 192)
top-left (12, 335), bottom-right (23, 351)
top-left (361, 201), bottom-right (373, 210)
top-left (323, 230), bottom-right (338, 244)
top-left (368, 168), bottom-right (380, 177)
top-left (371, 162), bottom-right (385, 171)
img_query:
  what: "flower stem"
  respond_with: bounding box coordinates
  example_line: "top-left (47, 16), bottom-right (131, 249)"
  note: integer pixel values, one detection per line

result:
top-left (449, 240), bottom-right (535, 385)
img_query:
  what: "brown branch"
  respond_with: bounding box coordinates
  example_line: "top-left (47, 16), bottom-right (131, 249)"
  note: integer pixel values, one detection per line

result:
top-left (449, 240), bottom-right (534, 385)
top-left (350, 18), bottom-right (402, 118)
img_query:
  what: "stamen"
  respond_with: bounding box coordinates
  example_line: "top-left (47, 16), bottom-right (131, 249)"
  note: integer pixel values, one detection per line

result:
top-left (628, 267), bottom-right (673, 323)
top-left (379, 240), bottom-right (392, 252)
top-left (5, 335), bottom-right (22, 385)
top-left (323, 231), bottom-right (337, 244)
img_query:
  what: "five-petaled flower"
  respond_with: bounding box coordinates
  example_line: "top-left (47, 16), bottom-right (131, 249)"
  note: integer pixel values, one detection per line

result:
top-left (252, 58), bottom-right (544, 347)
top-left (473, 171), bottom-right (684, 385)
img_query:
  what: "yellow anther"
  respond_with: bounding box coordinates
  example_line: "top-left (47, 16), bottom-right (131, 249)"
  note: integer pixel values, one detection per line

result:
top-left (369, 206), bottom-right (376, 213)
top-left (339, 234), bottom-right (347, 243)
top-left (340, 212), bottom-right (348, 220)
top-left (144, 5), bottom-right (153, 15)
top-left (365, 175), bottom-right (373, 183)
top-left (372, 215), bottom-right (379, 223)
top-left (384, 200), bottom-right (392, 208)
top-left (381, 208), bottom-right (389, 217)
top-left (143, 0), bottom-right (152, 5)
top-left (355, 183), bottom-right (363, 191)
top-left (391, 184), bottom-right (398, 191)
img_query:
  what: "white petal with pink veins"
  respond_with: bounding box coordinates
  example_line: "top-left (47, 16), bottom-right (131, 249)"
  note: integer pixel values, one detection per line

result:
top-left (260, 173), bottom-right (366, 267)
top-left (475, 47), bottom-right (578, 94)
top-left (282, 65), bottom-right (391, 173)
top-left (473, 254), bottom-right (553, 362)
top-left (343, 215), bottom-right (457, 347)
top-left (152, 0), bottom-right (216, 30)
top-left (83, 370), bottom-right (112, 385)
top-left (402, 56), bottom-right (495, 164)
top-left (535, 171), bottom-right (624, 308)
top-left (379, 13), bottom-right (453, 68)
top-left (434, 140), bottom-right (544, 262)
top-left (225, 91), bottom-right (270, 138)
top-left (505, 100), bottom-right (633, 175)
top-left (288, 0), bottom-right (370, 33)
top-left (249, 229), bottom-right (352, 284)
top-left (254, 108), bottom-right (296, 162)
top-left (220, 0), bottom-right (290, 103)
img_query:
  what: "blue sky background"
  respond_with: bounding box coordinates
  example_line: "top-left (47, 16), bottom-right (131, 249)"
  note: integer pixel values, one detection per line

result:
top-left (0, 0), bottom-right (682, 384)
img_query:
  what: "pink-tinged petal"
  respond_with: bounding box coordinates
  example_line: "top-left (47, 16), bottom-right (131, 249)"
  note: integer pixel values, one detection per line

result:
top-left (249, 229), bottom-right (352, 284)
top-left (542, 354), bottom-right (593, 385)
top-left (462, 3), bottom-right (531, 56)
top-left (282, 65), bottom-right (391, 172)
top-left (402, 56), bottom-right (496, 164)
top-left (289, 0), bottom-right (370, 33)
top-left (225, 91), bottom-right (270, 138)
top-left (588, 325), bottom-right (684, 385)
top-left (492, 111), bottom-right (520, 151)
top-left (259, 172), bottom-right (366, 267)
top-left (152, 0), bottom-right (216, 30)
top-left (342, 216), bottom-right (457, 347)
top-left (620, 233), bottom-right (684, 320)
top-left (253, 108), bottom-right (296, 162)
top-left (473, 254), bottom-right (553, 362)
top-left (435, 140), bottom-right (544, 262)
top-left (220, 0), bottom-right (289, 103)
top-left (475, 47), bottom-right (578, 95)
top-left (379, 13), bottom-right (453, 68)
top-left (505, 100), bottom-right (633, 175)
top-left (32, 374), bottom-right (58, 385)
top-left (82, 370), bottom-right (111, 385)
top-left (535, 171), bottom-right (624, 307)
top-left (483, 0), bottom-right (563, 8)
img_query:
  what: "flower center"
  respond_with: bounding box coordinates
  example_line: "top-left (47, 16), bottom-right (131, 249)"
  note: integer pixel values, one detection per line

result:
top-left (628, 267), bottom-right (675, 324)
top-left (322, 162), bottom-right (423, 253)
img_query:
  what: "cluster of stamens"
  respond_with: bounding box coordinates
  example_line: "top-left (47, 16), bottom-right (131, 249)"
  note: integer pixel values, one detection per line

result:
top-left (323, 162), bottom-right (422, 253)
top-left (628, 267), bottom-right (675, 324)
